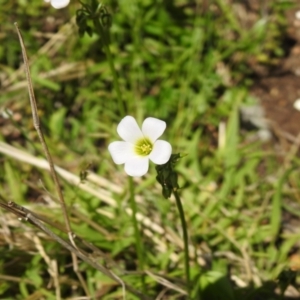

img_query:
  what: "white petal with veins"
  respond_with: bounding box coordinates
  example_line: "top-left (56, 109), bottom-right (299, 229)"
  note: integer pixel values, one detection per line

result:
top-left (149, 140), bottom-right (172, 164)
top-left (142, 117), bottom-right (166, 142)
top-left (117, 116), bottom-right (143, 143)
top-left (125, 156), bottom-right (149, 177)
top-left (108, 141), bottom-right (134, 164)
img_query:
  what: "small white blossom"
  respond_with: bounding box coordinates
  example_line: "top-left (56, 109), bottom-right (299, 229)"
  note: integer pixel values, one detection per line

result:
top-left (44, 0), bottom-right (70, 9)
top-left (108, 116), bottom-right (172, 177)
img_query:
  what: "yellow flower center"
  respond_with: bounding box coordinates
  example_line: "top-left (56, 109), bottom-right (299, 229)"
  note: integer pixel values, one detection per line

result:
top-left (135, 137), bottom-right (153, 156)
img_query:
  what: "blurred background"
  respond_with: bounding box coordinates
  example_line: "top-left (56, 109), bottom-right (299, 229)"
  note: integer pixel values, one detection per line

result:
top-left (1, 0), bottom-right (300, 299)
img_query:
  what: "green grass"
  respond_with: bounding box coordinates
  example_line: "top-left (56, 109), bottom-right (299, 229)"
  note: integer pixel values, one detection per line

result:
top-left (0, 0), bottom-right (299, 299)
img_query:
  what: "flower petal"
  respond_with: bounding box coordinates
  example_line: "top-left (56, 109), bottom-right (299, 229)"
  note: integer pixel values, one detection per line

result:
top-left (149, 140), bottom-right (172, 164)
top-left (50, 0), bottom-right (70, 9)
top-left (142, 117), bottom-right (166, 142)
top-left (124, 156), bottom-right (149, 177)
top-left (117, 116), bottom-right (143, 143)
top-left (108, 141), bottom-right (135, 164)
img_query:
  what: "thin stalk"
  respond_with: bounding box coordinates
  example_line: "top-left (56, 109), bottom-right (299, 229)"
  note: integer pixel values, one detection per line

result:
top-left (129, 177), bottom-right (146, 293)
top-left (14, 23), bottom-right (72, 239)
top-left (93, 19), bottom-right (126, 116)
top-left (15, 23), bottom-right (90, 296)
top-left (173, 189), bottom-right (191, 297)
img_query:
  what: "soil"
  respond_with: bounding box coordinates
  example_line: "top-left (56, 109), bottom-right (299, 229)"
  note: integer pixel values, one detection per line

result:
top-left (250, 3), bottom-right (300, 140)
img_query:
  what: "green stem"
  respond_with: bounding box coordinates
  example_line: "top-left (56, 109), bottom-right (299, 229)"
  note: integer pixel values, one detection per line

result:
top-left (94, 19), bottom-right (126, 116)
top-left (129, 177), bottom-right (146, 292)
top-left (173, 189), bottom-right (191, 297)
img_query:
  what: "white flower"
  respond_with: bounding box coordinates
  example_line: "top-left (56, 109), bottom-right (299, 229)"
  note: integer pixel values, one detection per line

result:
top-left (44, 0), bottom-right (70, 9)
top-left (108, 116), bottom-right (172, 177)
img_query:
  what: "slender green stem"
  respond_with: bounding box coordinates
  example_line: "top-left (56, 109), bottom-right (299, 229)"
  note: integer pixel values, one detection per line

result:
top-left (129, 177), bottom-right (146, 292)
top-left (94, 19), bottom-right (126, 116)
top-left (173, 189), bottom-right (191, 297)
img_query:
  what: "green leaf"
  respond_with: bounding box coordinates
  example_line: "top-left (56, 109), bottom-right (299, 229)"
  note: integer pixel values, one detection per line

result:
top-left (34, 77), bottom-right (60, 91)
top-left (270, 168), bottom-right (294, 240)
top-left (4, 161), bottom-right (25, 203)
top-left (49, 107), bottom-right (67, 140)
top-left (25, 268), bottom-right (42, 287)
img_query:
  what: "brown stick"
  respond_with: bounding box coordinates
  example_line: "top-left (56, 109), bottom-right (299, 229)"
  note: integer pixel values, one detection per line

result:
top-left (14, 22), bottom-right (89, 296)
top-left (14, 22), bottom-right (73, 241)
top-left (0, 200), bottom-right (151, 299)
